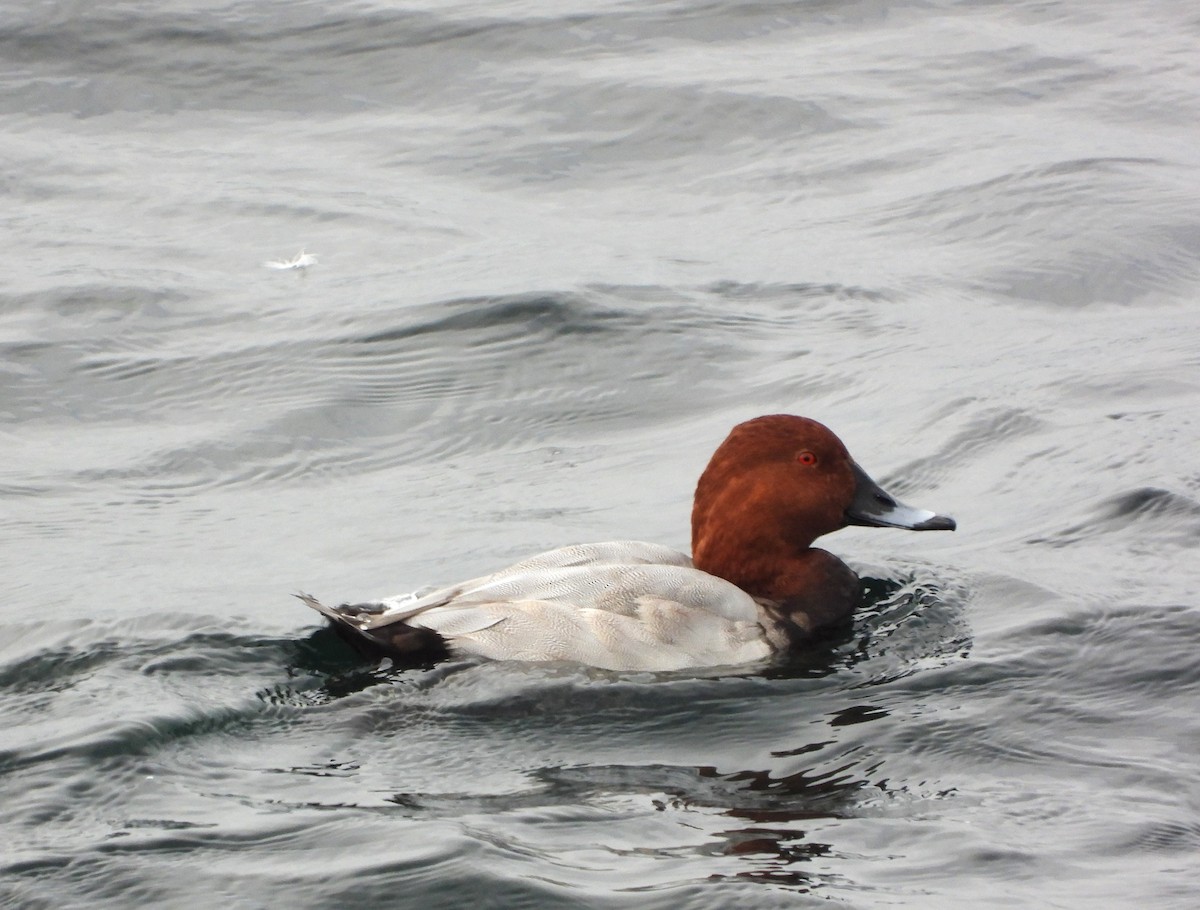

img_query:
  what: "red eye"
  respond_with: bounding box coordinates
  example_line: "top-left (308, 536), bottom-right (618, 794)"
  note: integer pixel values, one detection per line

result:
top-left (797, 451), bottom-right (817, 466)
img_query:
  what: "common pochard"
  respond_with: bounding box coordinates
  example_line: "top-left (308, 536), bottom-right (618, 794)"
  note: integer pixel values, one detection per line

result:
top-left (299, 414), bottom-right (955, 671)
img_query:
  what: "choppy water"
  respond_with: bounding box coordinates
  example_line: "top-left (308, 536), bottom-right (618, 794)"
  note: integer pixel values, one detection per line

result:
top-left (3, 1), bottom-right (1200, 907)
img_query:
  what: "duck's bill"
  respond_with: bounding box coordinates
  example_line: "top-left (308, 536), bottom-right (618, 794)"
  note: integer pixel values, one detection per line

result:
top-left (845, 461), bottom-right (957, 531)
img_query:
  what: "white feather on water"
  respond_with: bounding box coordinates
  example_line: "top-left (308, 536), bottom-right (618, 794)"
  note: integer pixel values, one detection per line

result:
top-left (262, 249), bottom-right (318, 270)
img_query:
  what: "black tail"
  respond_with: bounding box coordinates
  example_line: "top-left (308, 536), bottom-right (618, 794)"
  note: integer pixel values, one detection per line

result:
top-left (326, 617), bottom-right (450, 663)
top-left (296, 593), bottom-right (450, 663)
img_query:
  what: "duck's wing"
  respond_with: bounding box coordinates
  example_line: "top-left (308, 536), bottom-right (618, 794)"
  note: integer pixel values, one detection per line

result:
top-left (309, 541), bottom-right (695, 627)
top-left (299, 541), bottom-right (771, 671)
top-left (410, 591), bottom-right (771, 671)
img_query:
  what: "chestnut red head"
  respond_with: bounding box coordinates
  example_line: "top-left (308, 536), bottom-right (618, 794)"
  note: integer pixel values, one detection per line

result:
top-left (691, 415), bottom-right (954, 599)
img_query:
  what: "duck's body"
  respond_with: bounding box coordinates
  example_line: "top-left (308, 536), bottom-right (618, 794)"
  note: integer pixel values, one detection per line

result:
top-left (301, 542), bottom-right (772, 671)
top-left (299, 415), bottom-right (955, 671)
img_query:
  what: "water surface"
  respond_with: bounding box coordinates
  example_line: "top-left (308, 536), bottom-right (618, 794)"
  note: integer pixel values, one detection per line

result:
top-left (3, 1), bottom-right (1199, 907)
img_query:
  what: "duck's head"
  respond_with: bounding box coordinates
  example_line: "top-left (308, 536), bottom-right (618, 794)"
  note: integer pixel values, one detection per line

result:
top-left (691, 414), bottom-right (955, 599)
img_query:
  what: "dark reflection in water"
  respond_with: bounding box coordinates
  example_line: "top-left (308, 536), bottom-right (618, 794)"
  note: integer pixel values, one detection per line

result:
top-left (379, 752), bottom-right (877, 892)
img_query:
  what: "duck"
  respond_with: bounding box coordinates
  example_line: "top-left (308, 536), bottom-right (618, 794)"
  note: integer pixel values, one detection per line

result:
top-left (298, 414), bottom-right (955, 671)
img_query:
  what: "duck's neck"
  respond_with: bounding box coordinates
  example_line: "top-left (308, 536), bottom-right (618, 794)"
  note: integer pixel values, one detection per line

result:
top-left (693, 537), bottom-right (833, 600)
top-left (691, 468), bottom-right (842, 602)
top-left (694, 542), bottom-right (862, 644)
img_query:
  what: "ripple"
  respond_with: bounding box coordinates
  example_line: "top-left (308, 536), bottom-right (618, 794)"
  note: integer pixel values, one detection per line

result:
top-left (1125, 819), bottom-right (1200, 854)
top-left (0, 628), bottom-right (302, 773)
top-left (1028, 487), bottom-right (1200, 548)
top-left (881, 405), bottom-right (1044, 495)
top-left (35, 282), bottom-right (892, 500)
top-left (884, 602), bottom-right (1200, 789)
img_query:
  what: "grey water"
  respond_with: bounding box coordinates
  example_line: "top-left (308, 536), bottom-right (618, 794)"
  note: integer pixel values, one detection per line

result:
top-left (2, 0), bottom-right (1199, 907)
